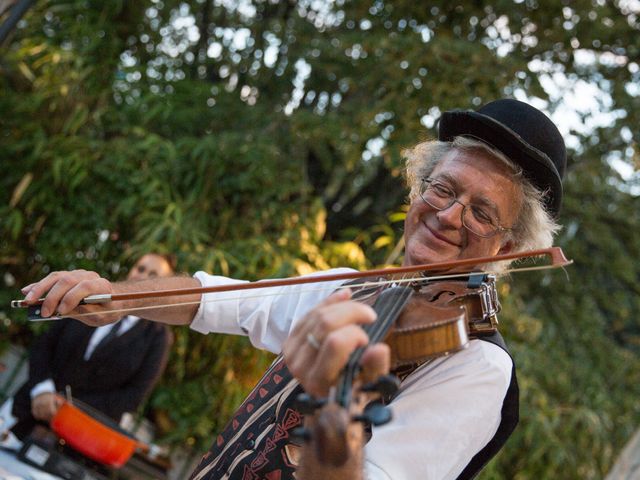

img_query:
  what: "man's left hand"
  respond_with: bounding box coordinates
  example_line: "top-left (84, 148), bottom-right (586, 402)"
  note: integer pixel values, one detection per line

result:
top-left (282, 288), bottom-right (390, 397)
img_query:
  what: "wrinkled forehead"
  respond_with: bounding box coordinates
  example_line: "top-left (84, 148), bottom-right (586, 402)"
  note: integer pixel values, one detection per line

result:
top-left (432, 149), bottom-right (523, 220)
top-left (434, 146), bottom-right (519, 179)
top-left (430, 149), bottom-right (520, 186)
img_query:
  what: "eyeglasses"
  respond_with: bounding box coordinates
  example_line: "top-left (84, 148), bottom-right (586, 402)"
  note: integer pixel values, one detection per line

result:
top-left (419, 178), bottom-right (512, 238)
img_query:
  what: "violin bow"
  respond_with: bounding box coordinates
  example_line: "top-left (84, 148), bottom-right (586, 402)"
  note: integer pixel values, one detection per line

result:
top-left (10, 247), bottom-right (571, 319)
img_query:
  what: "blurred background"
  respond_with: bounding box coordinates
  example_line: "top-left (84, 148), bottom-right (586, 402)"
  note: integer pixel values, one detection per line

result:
top-left (1, 0), bottom-right (639, 478)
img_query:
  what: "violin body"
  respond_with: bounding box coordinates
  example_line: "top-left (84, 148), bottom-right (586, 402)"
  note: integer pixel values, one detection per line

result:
top-left (351, 275), bottom-right (501, 370)
top-left (385, 294), bottom-right (469, 370)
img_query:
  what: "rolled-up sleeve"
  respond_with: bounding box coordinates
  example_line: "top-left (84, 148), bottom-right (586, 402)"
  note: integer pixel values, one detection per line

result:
top-left (190, 269), bottom-right (355, 353)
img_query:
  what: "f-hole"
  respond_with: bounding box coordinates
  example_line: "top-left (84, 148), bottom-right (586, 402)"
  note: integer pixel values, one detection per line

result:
top-left (428, 290), bottom-right (457, 303)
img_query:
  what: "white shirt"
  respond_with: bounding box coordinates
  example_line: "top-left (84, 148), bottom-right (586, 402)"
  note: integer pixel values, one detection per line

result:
top-left (191, 270), bottom-right (513, 480)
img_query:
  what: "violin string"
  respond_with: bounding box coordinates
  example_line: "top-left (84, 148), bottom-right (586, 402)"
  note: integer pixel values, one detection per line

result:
top-left (353, 273), bottom-right (416, 368)
top-left (23, 262), bottom-right (569, 321)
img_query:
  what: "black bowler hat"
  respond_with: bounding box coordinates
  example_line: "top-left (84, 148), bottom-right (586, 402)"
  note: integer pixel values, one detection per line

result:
top-left (438, 98), bottom-right (566, 217)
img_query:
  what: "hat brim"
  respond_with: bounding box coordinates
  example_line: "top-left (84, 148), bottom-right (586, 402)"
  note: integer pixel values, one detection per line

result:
top-left (438, 110), bottom-right (562, 216)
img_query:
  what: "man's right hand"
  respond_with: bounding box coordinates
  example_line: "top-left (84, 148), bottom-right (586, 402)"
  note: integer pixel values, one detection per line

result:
top-left (21, 270), bottom-right (119, 326)
top-left (31, 392), bottom-right (63, 422)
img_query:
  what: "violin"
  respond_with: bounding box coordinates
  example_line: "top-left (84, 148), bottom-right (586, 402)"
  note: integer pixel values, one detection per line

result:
top-left (290, 248), bottom-right (570, 470)
top-left (295, 273), bottom-right (504, 468)
top-left (352, 273), bottom-right (500, 370)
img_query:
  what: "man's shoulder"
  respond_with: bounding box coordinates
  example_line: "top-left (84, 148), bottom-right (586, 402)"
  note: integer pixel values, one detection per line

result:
top-left (41, 317), bottom-right (91, 339)
top-left (410, 339), bottom-right (513, 388)
top-left (457, 339), bottom-right (514, 384)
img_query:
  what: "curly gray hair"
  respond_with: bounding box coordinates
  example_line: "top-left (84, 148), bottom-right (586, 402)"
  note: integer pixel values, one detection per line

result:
top-left (403, 137), bottom-right (561, 272)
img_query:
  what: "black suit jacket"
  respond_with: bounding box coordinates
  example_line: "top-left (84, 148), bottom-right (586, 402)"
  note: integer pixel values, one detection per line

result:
top-left (11, 318), bottom-right (172, 439)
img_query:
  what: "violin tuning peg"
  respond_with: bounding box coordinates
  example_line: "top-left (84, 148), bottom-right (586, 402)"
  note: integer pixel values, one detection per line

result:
top-left (352, 403), bottom-right (393, 427)
top-left (291, 426), bottom-right (312, 443)
top-left (293, 393), bottom-right (327, 414)
top-left (360, 374), bottom-right (401, 397)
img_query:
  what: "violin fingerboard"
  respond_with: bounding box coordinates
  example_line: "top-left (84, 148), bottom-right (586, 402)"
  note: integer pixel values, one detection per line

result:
top-left (347, 287), bottom-right (415, 371)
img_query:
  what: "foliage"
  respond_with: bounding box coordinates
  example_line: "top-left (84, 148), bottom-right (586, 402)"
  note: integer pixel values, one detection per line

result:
top-left (1, 0), bottom-right (640, 477)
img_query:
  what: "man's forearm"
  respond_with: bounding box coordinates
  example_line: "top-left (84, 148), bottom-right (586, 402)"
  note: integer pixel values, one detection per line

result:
top-left (114, 275), bottom-right (202, 325)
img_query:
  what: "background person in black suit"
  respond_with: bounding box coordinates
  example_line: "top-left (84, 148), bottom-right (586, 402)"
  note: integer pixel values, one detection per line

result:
top-left (5, 253), bottom-right (175, 441)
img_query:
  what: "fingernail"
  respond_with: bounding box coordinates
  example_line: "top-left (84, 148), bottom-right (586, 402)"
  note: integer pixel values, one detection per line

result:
top-left (41, 307), bottom-right (50, 317)
top-left (25, 291), bottom-right (35, 301)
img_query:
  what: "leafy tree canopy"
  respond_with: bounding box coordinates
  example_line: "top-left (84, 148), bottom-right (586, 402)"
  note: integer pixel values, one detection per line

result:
top-left (1, 1), bottom-right (639, 477)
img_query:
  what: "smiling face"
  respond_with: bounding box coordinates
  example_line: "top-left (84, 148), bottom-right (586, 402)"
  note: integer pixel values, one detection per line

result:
top-left (403, 148), bottom-right (522, 267)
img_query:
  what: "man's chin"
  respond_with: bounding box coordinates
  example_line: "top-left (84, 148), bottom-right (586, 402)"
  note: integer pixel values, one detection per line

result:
top-left (404, 246), bottom-right (458, 267)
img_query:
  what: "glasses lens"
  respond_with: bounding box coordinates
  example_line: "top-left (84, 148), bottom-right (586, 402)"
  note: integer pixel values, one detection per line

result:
top-left (420, 179), bottom-right (500, 237)
top-left (462, 212), bottom-right (498, 237)
top-left (420, 181), bottom-right (452, 210)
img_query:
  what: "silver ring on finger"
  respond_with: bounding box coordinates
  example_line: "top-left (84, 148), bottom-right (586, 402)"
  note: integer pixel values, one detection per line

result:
top-left (306, 332), bottom-right (321, 350)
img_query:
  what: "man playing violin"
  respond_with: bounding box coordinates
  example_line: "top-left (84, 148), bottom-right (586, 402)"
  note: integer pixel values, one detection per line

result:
top-left (18, 99), bottom-right (566, 479)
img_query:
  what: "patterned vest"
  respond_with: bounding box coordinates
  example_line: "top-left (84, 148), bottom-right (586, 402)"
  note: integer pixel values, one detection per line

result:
top-left (189, 332), bottom-right (518, 480)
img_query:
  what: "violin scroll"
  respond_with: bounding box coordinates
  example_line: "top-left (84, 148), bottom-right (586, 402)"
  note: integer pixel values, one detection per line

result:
top-left (314, 402), bottom-right (354, 467)
top-left (295, 373), bottom-right (397, 468)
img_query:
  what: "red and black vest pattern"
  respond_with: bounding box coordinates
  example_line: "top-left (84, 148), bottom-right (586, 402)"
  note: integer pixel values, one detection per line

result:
top-left (189, 332), bottom-right (518, 480)
top-left (189, 355), bottom-right (305, 480)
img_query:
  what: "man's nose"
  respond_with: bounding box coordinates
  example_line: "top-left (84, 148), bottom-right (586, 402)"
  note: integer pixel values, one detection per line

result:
top-left (436, 201), bottom-right (465, 229)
